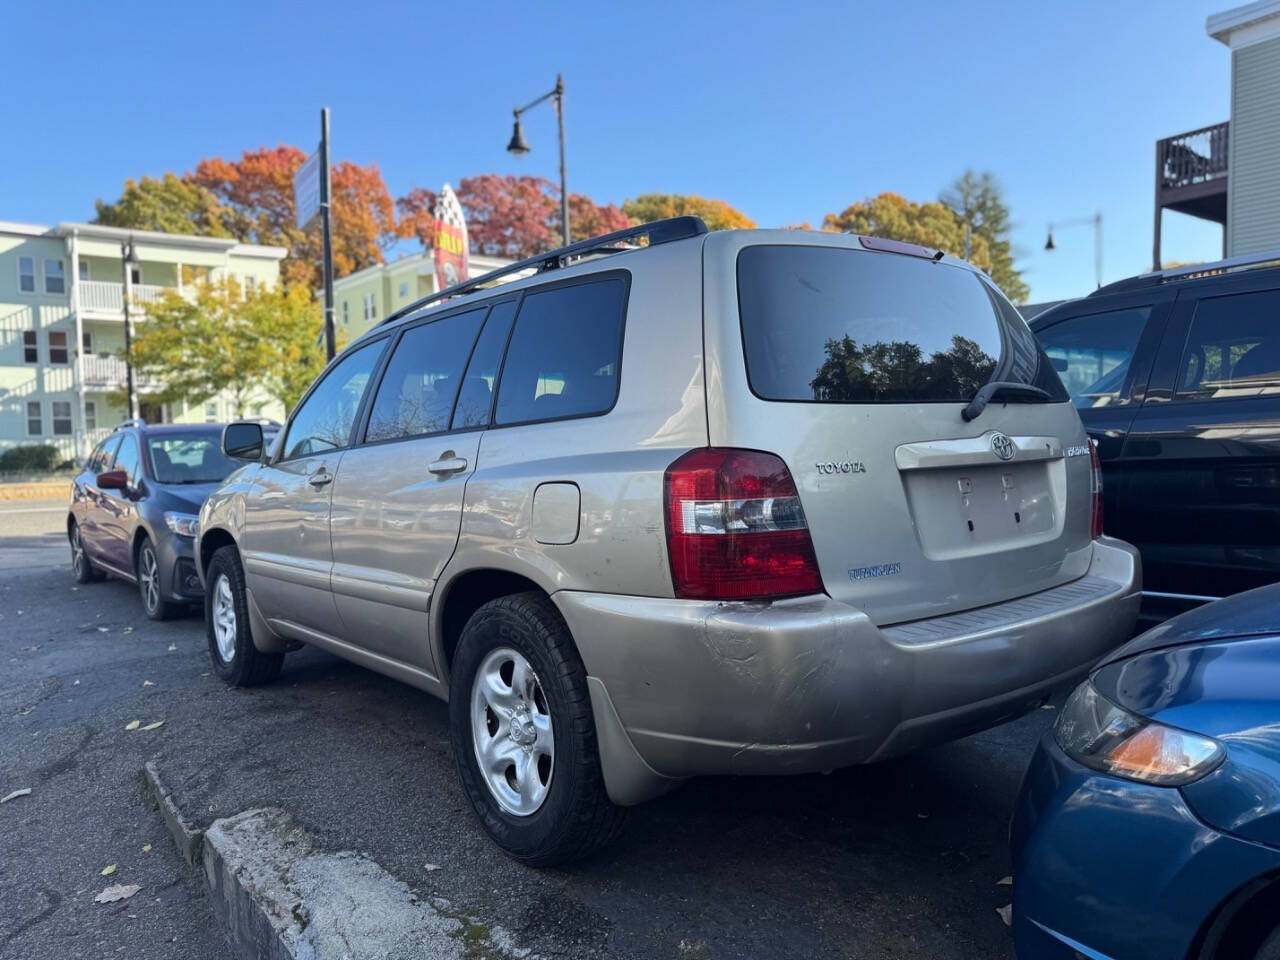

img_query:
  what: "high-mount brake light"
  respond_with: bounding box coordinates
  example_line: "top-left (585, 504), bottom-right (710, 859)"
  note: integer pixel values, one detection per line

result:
top-left (664, 448), bottom-right (825, 601)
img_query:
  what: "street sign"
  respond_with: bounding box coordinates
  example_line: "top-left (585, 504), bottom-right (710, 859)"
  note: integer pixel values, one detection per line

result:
top-left (433, 184), bottom-right (469, 291)
top-left (294, 149), bottom-right (322, 229)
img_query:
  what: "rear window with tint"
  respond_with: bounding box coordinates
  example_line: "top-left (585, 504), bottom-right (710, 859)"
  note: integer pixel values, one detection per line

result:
top-left (737, 245), bottom-right (1065, 404)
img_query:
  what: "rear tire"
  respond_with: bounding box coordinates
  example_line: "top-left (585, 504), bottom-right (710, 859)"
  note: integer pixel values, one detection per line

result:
top-left (137, 537), bottom-right (181, 621)
top-left (69, 522), bottom-right (104, 584)
top-left (448, 591), bottom-right (625, 866)
top-left (204, 545), bottom-right (283, 686)
top-left (1256, 926), bottom-right (1280, 960)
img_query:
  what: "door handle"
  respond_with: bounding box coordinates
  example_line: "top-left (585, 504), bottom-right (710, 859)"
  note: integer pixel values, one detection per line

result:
top-left (428, 455), bottom-right (468, 475)
top-left (308, 470), bottom-right (333, 487)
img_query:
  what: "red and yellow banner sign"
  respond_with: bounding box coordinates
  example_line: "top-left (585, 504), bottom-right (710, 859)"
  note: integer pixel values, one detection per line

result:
top-left (433, 184), bottom-right (469, 291)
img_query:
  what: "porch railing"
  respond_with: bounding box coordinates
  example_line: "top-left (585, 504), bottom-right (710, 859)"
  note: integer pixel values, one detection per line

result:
top-left (1158, 122), bottom-right (1229, 191)
top-left (78, 280), bottom-right (173, 313)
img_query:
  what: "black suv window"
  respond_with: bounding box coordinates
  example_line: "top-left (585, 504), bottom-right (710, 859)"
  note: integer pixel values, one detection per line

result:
top-left (365, 308), bottom-right (487, 443)
top-left (738, 245), bottom-right (1066, 404)
top-left (282, 339), bottom-right (385, 460)
top-left (1037, 307), bottom-right (1150, 409)
top-left (1177, 290), bottom-right (1280, 402)
top-left (452, 300), bottom-right (517, 430)
top-left (494, 277), bottom-right (627, 426)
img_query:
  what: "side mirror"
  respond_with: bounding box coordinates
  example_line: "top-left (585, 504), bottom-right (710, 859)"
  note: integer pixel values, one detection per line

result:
top-left (223, 421), bottom-right (265, 462)
top-left (96, 469), bottom-right (128, 490)
top-left (1050, 357), bottom-right (1069, 373)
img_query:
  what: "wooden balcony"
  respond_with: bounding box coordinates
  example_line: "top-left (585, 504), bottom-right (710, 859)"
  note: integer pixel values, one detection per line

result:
top-left (1154, 121), bottom-right (1228, 267)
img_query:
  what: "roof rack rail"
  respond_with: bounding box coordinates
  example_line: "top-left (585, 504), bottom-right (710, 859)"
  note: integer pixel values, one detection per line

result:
top-left (379, 215), bottom-right (708, 328)
top-left (113, 418), bottom-right (147, 431)
top-left (1092, 247), bottom-right (1280, 296)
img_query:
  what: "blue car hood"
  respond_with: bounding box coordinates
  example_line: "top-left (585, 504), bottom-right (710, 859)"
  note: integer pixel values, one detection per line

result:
top-left (152, 481), bottom-right (222, 514)
top-left (1093, 593), bottom-right (1280, 849)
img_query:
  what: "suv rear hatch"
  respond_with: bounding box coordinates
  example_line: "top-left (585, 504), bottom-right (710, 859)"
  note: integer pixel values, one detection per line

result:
top-left (702, 231), bottom-right (1094, 625)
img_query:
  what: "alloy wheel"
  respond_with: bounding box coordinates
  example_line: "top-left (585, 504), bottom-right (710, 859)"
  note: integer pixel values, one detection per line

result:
top-left (211, 574), bottom-right (236, 663)
top-left (470, 647), bottom-right (555, 816)
top-left (139, 545), bottom-right (160, 613)
top-left (71, 527), bottom-right (85, 578)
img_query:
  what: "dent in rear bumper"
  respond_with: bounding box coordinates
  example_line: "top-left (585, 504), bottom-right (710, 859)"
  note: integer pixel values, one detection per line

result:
top-left (555, 538), bottom-right (1141, 779)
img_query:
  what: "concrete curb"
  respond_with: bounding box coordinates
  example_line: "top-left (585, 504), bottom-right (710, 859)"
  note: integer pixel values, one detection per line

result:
top-left (141, 761), bottom-right (204, 867)
top-left (143, 764), bottom-right (534, 959)
top-left (0, 480), bottom-right (70, 501)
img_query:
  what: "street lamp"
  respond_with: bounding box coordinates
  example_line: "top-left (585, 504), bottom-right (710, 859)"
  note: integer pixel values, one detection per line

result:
top-left (507, 74), bottom-right (569, 246)
top-left (121, 238), bottom-right (141, 420)
top-left (1044, 213), bottom-right (1103, 289)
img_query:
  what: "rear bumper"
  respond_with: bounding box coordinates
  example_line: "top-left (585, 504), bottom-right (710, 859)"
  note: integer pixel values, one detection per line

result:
top-left (555, 537), bottom-right (1140, 800)
top-left (1011, 733), bottom-right (1280, 960)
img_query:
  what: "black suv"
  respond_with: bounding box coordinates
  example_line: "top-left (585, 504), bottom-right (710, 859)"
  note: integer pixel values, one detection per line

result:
top-left (1029, 254), bottom-right (1280, 615)
top-left (68, 420), bottom-right (253, 619)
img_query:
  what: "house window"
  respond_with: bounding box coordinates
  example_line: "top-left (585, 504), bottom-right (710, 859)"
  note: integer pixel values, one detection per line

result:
top-left (48, 331), bottom-right (69, 364)
top-left (246, 276), bottom-right (257, 296)
top-left (85, 401), bottom-right (97, 430)
top-left (26, 401), bottom-right (42, 436)
top-left (52, 401), bottom-right (72, 436)
top-left (363, 292), bottom-right (376, 322)
top-left (204, 402), bottom-right (218, 422)
top-left (342, 300), bottom-right (349, 325)
top-left (45, 259), bottom-right (66, 294)
top-left (22, 330), bottom-right (38, 363)
top-left (79, 261), bottom-right (90, 281)
top-left (130, 266), bottom-right (141, 285)
top-left (18, 256), bottom-right (35, 293)
top-left (399, 281), bottom-right (409, 298)
top-left (82, 331), bottom-right (94, 354)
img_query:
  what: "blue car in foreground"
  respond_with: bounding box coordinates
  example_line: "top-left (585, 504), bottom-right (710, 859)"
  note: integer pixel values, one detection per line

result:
top-left (1012, 584), bottom-right (1280, 960)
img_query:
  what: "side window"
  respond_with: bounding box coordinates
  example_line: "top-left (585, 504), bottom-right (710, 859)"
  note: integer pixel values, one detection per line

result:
top-left (281, 339), bottom-right (385, 460)
top-left (493, 278), bottom-right (626, 426)
top-left (452, 300), bottom-right (518, 430)
top-left (1176, 290), bottom-right (1280, 402)
top-left (114, 433), bottom-right (141, 485)
top-left (365, 308), bottom-right (486, 443)
top-left (92, 436), bottom-right (122, 472)
top-left (1036, 307), bottom-right (1150, 409)
top-left (18, 256), bottom-right (35, 293)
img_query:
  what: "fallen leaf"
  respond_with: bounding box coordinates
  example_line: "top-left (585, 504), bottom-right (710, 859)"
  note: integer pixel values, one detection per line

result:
top-left (167, 644), bottom-right (176, 652)
top-left (73, 679), bottom-right (80, 686)
top-left (997, 876), bottom-right (1013, 886)
top-left (94, 884), bottom-right (140, 904)
top-left (101, 864), bottom-right (117, 876)
top-left (141, 844), bottom-right (152, 854)
top-left (424, 863), bottom-right (441, 872)
top-left (1, 788), bottom-right (32, 804)
top-left (996, 904), bottom-right (1012, 927)
top-left (124, 720), bottom-right (140, 731)
top-left (97, 627), bottom-right (109, 633)
top-left (1040, 704), bottom-right (1056, 710)
top-left (140, 720), bottom-right (164, 731)
top-left (123, 627), bottom-right (134, 635)
top-left (142, 680), bottom-right (154, 687)
top-left (916, 812), bottom-right (929, 819)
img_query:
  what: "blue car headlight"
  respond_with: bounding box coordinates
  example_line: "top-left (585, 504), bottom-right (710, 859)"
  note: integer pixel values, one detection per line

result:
top-left (164, 511), bottom-right (200, 538)
top-left (1055, 680), bottom-right (1225, 786)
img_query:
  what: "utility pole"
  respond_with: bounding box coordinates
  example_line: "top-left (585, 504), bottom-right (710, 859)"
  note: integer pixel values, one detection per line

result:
top-left (320, 108), bottom-right (336, 361)
top-left (121, 238), bottom-right (139, 420)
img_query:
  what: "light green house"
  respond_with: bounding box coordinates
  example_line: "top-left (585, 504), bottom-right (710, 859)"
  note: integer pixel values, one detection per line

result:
top-left (0, 220), bottom-right (287, 462)
top-left (333, 249), bottom-right (510, 340)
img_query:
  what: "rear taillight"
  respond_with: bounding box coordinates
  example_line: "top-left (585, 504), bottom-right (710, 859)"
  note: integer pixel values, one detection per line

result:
top-left (1089, 439), bottom-right (1104, 539)
top-left (664, 448), bottom-right (825, 601)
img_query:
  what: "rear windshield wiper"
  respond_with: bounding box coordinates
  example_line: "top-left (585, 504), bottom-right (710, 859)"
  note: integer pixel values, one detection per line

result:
top-left (961, 381), bottom-right (1052, 422)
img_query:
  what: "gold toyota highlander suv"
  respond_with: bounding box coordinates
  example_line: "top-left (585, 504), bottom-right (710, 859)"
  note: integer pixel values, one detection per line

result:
top-left (196, 217), bottom-right (1141, 864)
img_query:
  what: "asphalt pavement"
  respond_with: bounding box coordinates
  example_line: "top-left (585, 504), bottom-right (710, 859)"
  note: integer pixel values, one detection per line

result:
top-left (0, 500), bottom-right (1067, 960)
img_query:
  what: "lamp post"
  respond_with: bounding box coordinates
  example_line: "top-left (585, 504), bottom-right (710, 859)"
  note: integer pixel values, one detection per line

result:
top-left (1045, 212), bottom-right (1103, 289)
top-left (507, 74), bottom-right (569, 246)
top-left (120, 238), bottom-right (140, 420)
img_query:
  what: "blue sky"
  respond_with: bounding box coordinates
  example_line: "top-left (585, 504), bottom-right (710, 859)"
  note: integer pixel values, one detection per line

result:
top-left (1, 1), bottom-right (1231, 302)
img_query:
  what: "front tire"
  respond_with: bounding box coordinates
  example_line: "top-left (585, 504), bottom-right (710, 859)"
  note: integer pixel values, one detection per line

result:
top-left (448, 592), bottom-right (624, 866)
top-left (204, 545), bottom-right (283, 686)
top-left (137, 537), bottom-right (181, 621)
top-left (69, 522), bottom-right (104, 584)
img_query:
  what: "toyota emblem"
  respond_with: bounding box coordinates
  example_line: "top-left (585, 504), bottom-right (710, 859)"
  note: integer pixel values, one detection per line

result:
top-left (990, 432), bottom-right (1016, 461)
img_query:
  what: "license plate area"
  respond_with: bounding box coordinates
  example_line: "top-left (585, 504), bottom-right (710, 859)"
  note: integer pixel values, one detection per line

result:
top-left (902, 461), bottom-right (1059, 560)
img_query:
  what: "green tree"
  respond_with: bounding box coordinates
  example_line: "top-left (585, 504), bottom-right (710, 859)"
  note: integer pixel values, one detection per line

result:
top-left (622, 193), bottom-right (755, 230)
top-left (940, 170), bottom-right (1029, 304)
top-left (94, 173), bottom-right (232, 237)
top-left (126, 279), bottom-right (331, 417)
top-left (823, 192), bottom-right (993, 273)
